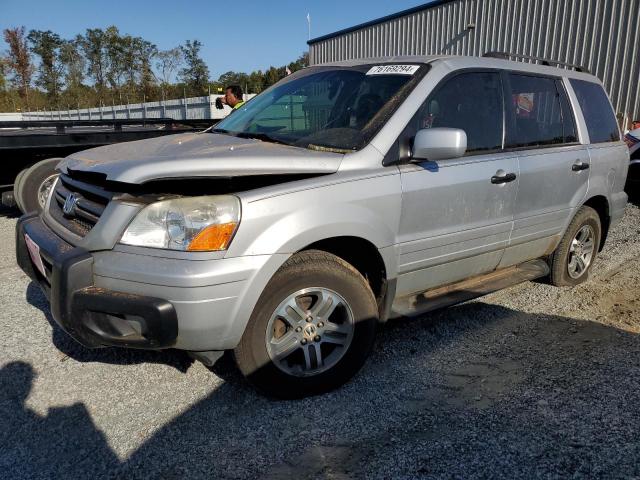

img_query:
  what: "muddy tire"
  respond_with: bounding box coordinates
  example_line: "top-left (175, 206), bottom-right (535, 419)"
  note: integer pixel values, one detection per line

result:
top-left (549, 206), bottom-right (601, 287)
top-left (19, 159), bottom-right (60, 214)
top-left (234, 250), bottom-right (378, 399)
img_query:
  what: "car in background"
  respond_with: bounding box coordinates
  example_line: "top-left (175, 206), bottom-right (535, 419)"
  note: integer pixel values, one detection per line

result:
top-left (625, 128), bottom-right (640, 194)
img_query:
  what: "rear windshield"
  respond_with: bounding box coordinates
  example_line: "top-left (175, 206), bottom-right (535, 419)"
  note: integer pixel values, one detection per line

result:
top-left (213, 64), bottom-right (427, 152)
top-left (570, 79), bottom-right (620, 143)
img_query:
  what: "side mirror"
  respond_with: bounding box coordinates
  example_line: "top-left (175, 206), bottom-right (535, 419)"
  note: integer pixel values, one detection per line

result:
top-left (412, 128), bottom-right (467, 161)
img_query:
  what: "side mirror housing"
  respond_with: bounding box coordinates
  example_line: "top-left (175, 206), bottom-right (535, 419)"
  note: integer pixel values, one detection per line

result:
top-left (412, 128), bottom-right (467, 161)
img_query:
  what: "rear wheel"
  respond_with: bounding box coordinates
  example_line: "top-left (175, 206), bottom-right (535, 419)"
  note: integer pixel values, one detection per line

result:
top-left (234, 250), bottom-right (378, 399)
top-left (549, 206), bottom-right (601, 287)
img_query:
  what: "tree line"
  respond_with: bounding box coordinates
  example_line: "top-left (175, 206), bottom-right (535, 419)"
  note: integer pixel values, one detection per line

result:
top-left (0, 26), bottom-right (309, 113)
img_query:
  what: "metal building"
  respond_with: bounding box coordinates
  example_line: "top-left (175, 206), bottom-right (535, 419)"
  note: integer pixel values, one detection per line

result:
top-left (308, 0), bottom-right (640, 125)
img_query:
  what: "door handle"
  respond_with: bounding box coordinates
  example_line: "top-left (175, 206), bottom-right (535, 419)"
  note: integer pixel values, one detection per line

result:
top-left (491, 172), bottom-right (517, 184)
top-left (572, 161), bottom-right (590, 172)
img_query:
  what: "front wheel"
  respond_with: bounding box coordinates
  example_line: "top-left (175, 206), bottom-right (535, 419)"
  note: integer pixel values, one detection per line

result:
top-left (549, 206), bottom-right (601, 287)
top-left (234, 250), bottom-right (378, 399)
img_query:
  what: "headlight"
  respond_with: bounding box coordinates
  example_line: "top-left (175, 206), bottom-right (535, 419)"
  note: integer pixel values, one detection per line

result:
top-left (120, 195), bottom-right (241, 251)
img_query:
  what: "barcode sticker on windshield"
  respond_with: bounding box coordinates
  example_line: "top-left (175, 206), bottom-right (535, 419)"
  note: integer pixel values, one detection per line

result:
top-left (366, 65), bottom-right (420, 75)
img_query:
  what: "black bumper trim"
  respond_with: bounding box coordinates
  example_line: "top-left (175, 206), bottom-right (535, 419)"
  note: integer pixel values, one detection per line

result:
top-left (16, 214), bottom-right (178, 349)
top-left (72, 287), bottom-right (178, 348)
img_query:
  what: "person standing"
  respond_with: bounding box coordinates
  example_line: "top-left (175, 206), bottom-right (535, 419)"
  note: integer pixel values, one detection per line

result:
top-left (220, 85), bottom-right (245, 110)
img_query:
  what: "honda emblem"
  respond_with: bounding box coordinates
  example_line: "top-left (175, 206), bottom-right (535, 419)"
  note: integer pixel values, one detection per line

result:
top-left (62, 193), bottom-right (80, 216)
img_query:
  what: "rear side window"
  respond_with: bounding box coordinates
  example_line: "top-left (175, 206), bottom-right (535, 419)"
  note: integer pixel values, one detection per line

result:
top-left (570, 79), bottom-right (620, 143)
top-left (416, 72), bottom-right (504, 155)
top-left (506, 74), bottom-right (577, 148)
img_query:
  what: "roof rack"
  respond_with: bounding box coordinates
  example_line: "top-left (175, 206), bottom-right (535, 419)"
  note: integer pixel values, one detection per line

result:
top-left (482, 51), bottom-right (589, 73)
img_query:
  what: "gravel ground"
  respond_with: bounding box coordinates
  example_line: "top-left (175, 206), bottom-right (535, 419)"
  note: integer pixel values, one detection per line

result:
top-left (1, 202), bottom-right (639, 479)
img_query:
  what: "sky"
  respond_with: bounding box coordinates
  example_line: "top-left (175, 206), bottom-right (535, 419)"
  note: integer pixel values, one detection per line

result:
top-left (0, 0), bottom-right (430, 80)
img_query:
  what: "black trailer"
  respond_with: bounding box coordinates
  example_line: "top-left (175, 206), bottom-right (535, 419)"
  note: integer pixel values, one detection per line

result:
top-left (0, 118), bottom-right (215, 210)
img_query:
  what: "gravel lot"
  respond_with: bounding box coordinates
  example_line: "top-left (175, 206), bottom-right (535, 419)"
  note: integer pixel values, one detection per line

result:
top-left (1, 202), bottom-right (639, 479)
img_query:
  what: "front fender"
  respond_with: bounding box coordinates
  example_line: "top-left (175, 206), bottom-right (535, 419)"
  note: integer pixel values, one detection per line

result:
top-left (250, 206), bottom-right (395, 254)
top-left (226, 172), bottom-right (402, 268)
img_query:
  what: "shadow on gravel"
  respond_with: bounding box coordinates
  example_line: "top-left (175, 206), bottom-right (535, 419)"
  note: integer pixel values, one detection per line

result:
top-left (25, 281), bottom-right (194, 372)
top-left (4, 300), bottom-right (640, 479)
top-left (0, 362), bottom-right (120, 478)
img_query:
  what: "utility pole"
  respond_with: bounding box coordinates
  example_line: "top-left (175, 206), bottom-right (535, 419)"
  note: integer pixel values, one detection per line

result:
top-left (307, 13), bottom-right (311, 40)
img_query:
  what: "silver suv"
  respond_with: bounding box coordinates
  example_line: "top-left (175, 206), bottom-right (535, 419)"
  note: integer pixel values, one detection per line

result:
top-left (16, 55), bottom-right (629, 398)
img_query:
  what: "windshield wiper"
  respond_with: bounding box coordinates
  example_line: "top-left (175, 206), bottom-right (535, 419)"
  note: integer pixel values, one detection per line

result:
top-left (235, 132), bottom-right (289, 146)
top-left (210, 127), bottom-right (231, 135)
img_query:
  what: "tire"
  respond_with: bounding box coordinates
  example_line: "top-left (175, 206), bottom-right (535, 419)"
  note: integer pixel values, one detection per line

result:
top-left (234, 250), bottom-right (379, 399)
top-left (13, 168), bottom-right (28, 213)
top-left (549, 206), bottom-right (601, 287)
top-left (19, 158), bottom-right (61, 214)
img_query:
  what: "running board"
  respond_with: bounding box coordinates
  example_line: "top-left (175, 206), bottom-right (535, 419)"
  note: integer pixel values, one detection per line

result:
top-left (391, 259), bottom-right (549, 318)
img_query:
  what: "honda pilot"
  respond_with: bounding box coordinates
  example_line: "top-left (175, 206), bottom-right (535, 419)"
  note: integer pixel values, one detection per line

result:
top-left (16, 55), bottom-right (628, 398)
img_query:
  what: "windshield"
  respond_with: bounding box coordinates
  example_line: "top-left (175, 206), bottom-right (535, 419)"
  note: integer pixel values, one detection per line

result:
top-left (213, 64), bottom-right (427, 152)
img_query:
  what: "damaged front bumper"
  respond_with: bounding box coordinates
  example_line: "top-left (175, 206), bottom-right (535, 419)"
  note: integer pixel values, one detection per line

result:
top-left (16, 213), bottom-right (178, 349)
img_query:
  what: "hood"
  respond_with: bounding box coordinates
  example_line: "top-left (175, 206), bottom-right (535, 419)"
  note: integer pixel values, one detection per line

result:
top-left (60, 132), bottom-right (343, 183)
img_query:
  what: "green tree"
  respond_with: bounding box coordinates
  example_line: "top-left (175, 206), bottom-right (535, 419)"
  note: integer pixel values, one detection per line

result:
top-left (59, 37), bottom-right (87, 107)
top-left (0, 56), bottom-right (7, 91)
top-left (27, 29), bottom-right (64, 101)
top-left (59, 37), bottom-right (85, 88)
top-left (179, 40), bottom-right (209, 95)
top-left (134, 38), bottom-right (158, 99)
top-left (247, 70), bottom-right (264, 93)
top-left (104, 26), bottom-right (127, 91)
top-left (0, 26), bottom-right (312, 111)
top-left (155, 47), bottom-right (182, 98)
top-left (287, 52), bottom-right (309, 73)
top-left (263, 66), bottom-right (283, 89)
top-left (79, 28), bottom-right (108, 98)
top-left (217, 71), bottom-right (250, 90)
top-left (155, 47), bottom-right (182, 86)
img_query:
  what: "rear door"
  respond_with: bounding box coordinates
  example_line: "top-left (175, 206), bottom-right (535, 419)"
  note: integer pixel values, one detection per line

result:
top-left (395, 71), bottom-right (519, 296)
top-left (570, 78), bottom-right (628, 204)
top-left (500, 73), bottom-right (588, 267)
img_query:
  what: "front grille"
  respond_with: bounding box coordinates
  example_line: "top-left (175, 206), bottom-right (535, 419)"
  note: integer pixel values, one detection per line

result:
top-left (49, 175), bottom-right (112, 237)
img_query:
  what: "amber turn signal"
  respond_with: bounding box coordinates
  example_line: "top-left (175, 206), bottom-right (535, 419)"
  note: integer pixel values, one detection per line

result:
top-left (187, 222), bottom-right (238, 251)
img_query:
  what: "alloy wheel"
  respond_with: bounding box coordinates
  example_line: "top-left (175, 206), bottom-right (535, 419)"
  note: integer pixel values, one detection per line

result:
top-left (567, 224), bottom-right (595, 279)
top-left (265, 287), bottom-right (355, 377)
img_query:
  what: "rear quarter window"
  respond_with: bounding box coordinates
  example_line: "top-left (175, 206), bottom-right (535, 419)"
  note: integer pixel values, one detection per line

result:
top-left (570, 79), bottom-right (621, 143)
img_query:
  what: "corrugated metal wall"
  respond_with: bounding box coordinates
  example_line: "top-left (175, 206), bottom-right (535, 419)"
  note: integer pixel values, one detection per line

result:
top-left (309, 0), bottom-right (640, 124)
